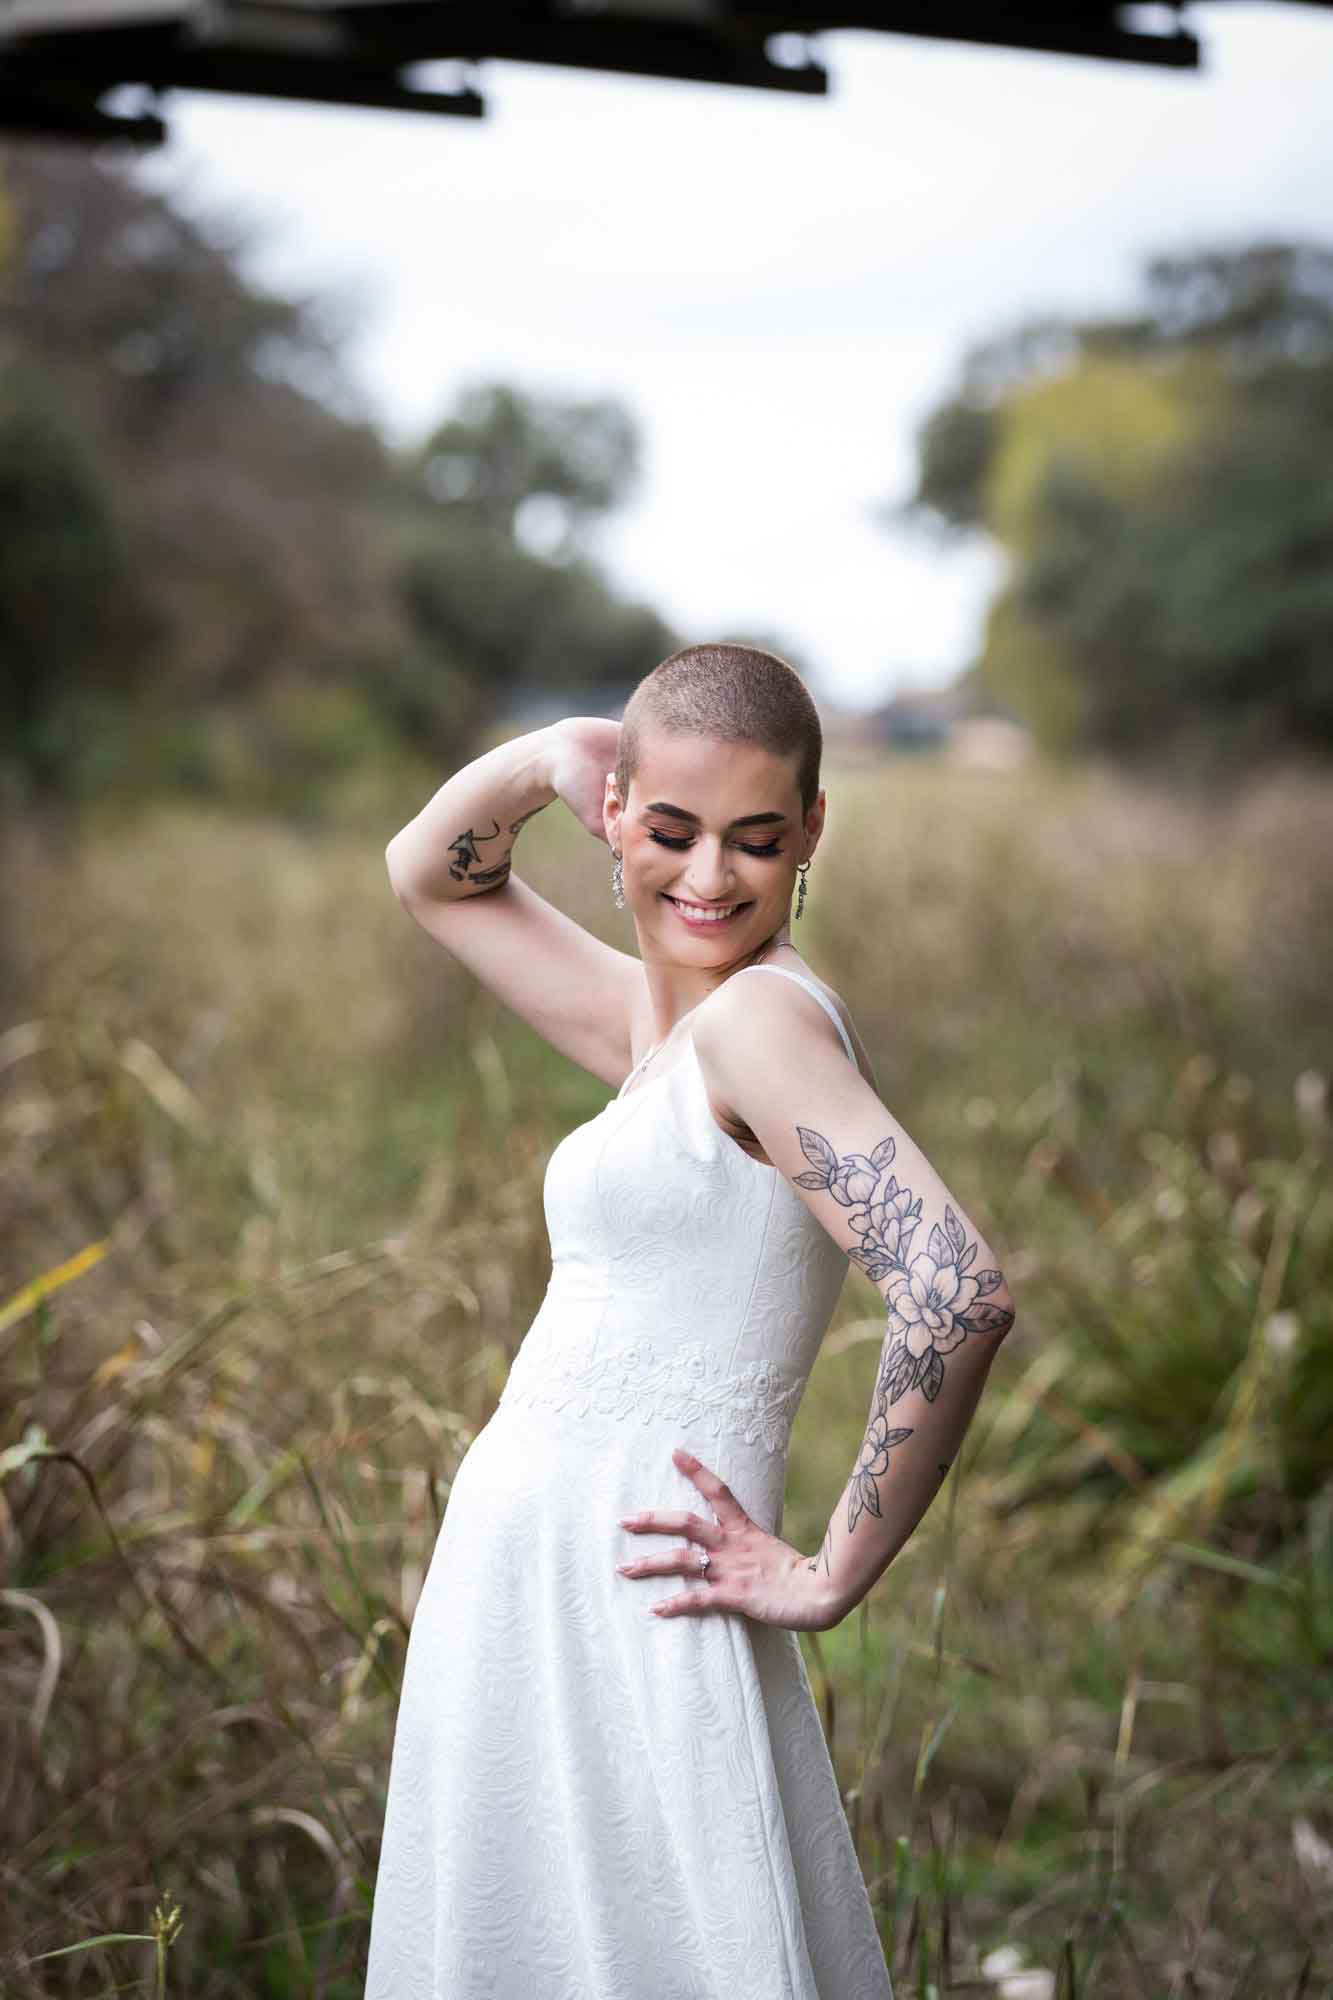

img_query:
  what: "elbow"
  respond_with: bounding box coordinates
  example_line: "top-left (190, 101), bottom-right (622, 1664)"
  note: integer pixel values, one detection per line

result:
top-left (983, 1273), bottom-right (1019, 1339)
top-left (385, 835), bottom-right (419, 903)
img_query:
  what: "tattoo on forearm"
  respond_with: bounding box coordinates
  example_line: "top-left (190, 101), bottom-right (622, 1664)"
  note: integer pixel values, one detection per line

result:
top-left (793, 1123), bottom-right (1013, 1537)
top-left (807, 1527), bottom-right (834, 1579)
top-left (446, 803), bottom-right (549, 890)
top-left (848, 1351), bottom-right (915, 1533)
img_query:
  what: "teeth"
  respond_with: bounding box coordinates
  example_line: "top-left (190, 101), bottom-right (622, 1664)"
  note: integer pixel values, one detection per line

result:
top-left (671, 898), bottom-right (737, 922)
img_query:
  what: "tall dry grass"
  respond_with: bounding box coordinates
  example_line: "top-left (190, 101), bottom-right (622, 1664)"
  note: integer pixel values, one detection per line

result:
top-left (1, 753), bottom-right (1330, 1996)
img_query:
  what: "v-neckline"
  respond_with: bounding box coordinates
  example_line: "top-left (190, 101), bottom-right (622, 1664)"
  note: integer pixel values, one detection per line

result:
top-left (615, 955), bottom-right (798, 1103)
top-left (607, 1033), bottom-right (791, 1179)
top-left (616, 998), bottom-right (709, 1102)
top-left (615, 1041), bottom-right (691, 1105)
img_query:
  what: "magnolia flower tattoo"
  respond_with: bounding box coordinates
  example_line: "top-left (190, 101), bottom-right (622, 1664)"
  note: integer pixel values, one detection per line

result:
top-left (795, 1125), bottom-right (1012, 1398)
top-left (793, 1124), bottom-right (1013, 1540)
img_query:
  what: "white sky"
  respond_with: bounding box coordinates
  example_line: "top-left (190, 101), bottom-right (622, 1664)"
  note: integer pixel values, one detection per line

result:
top-left (133, 4), bottom-right (1333, 710)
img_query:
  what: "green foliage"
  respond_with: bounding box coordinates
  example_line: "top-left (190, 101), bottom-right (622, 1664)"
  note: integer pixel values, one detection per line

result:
top-left (0, 146), bottom-right (677, 821)
top-left (0, 357), bottom-right (151, 802)
top-left (980, 1062), bottom-right (1332, 1594)
top-left (908, 243), bottom-right (1333, 770)
top-left (410, 379), bottom-right (640, 553)
top-left (389, 504), bottom-right (675, 729)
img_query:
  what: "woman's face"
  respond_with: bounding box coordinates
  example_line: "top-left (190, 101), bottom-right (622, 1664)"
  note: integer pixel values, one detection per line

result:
top-left (604, 727), bottom-right (825, 966)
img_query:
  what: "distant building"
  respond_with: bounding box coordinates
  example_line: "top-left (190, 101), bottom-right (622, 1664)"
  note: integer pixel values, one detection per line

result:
top-left (853, 687), bottom-right (1032, 770)
top-left (945, 715), bottom-right (1033, 773)
top-left (863, 687), bottom-right (966, 753)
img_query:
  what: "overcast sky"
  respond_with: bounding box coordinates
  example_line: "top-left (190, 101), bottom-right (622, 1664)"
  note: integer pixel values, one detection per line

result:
top-left (133, 3), bottom-right (1333, 711)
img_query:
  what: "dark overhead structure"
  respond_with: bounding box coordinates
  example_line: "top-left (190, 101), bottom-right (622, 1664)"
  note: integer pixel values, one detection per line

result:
top-left (0, 2), bottom-right (1323, 147)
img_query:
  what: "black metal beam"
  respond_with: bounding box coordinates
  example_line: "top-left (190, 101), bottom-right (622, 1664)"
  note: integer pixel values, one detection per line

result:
top-left (131, 47), bottom-right (486, 118)
top-left (780, 4), bottom-right (1198, 70)
top-left (0, 83), bottom-right (167, 145)
top-left (0, 0), bottom-right (1262, 147)
top-left (324, 5), bottom-right (829, 93)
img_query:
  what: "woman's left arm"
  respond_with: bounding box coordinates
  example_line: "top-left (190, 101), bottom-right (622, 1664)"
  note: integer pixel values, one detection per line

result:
top-left (616, 977), bottom-right (1017, 1631)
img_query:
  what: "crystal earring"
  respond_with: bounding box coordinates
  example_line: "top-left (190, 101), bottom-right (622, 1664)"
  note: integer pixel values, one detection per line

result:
top-left (794, 860), bottom-right (810, 921)
top-left (611, 850), bottom-right (625, 909)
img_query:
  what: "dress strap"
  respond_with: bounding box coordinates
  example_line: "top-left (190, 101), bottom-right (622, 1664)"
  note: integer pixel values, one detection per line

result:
top-left (735, 966), bottom-right (857, 1067)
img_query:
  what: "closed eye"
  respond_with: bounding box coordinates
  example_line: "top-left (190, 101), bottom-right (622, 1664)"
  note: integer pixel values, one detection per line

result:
top-left (647, 832), bottom-right (783, 857)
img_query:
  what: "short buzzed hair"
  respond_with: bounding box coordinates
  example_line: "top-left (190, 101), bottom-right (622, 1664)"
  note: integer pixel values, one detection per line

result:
top-left (616, 642), bottom-right (823, 815)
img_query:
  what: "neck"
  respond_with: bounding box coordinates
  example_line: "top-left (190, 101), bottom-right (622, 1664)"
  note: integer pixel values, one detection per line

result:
top-left (636, 922), bottom-right (792, 1041)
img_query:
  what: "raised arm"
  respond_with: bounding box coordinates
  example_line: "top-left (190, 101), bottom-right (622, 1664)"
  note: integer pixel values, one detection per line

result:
top-left (385, 718), bottom-right (645, 1087)
top-left (384, 720), bottom-right (608, 900)
top-left (618, 973), bottom-right (1016, 1631)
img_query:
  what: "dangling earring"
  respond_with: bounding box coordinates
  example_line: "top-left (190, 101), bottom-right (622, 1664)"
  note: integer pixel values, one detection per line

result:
top-left (611, 850), bottom-right (625, 909)
top-left (794, 859), bottom-right (811, 921)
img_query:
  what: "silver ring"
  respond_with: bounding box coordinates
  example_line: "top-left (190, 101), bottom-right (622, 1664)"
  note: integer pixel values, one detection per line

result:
top-left (696, 1548), bottom-right (711, 1577)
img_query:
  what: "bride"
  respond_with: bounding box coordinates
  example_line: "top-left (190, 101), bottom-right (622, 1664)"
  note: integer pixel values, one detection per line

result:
top-left (366, 641), bottom-right (1016, 1999)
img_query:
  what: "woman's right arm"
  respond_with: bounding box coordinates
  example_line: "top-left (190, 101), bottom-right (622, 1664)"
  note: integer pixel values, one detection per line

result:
top-left (385, 718), bottom-right (644, 1088)
top-left (387, 727), bottom-right (550, 903)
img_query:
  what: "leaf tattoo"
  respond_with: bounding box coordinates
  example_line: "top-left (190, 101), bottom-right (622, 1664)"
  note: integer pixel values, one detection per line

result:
top-left (849, 1410), bottom-right (915, 1533)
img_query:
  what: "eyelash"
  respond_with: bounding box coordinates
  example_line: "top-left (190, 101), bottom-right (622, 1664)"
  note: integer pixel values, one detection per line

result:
top-left (647, 832), bottom-right (784, 857)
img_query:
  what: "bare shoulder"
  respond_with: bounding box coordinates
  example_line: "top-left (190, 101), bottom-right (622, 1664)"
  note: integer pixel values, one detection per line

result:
top-left (696, 953), bottom-right (873, 1087)
top-left (691, 956), bottom-right (877, 1164)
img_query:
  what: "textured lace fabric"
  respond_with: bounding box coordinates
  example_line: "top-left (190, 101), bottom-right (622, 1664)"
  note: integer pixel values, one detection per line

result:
top-left (363, 966), bottom-right (895, 2000)
top-left (501, 1329), bottom-right (808, 1453)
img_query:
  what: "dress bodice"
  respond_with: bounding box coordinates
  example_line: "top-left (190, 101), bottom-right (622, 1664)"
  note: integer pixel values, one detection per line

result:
top-left (498, 967), bottom-right (860, 1459)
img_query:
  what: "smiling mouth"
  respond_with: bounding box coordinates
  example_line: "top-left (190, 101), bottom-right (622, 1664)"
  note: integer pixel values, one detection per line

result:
top-left (663, 895), bottom-right (750, 925)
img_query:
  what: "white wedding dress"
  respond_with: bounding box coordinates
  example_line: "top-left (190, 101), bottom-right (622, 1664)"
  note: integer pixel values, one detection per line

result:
top-left (363, 964), bottom-right (896, 1999)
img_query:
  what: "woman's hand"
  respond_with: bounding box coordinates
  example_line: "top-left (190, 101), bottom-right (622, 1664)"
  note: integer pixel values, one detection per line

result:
top-left (616, 1447), bottom-right (839, 1632)
top-left (543, 716), bottom-right (621, 843)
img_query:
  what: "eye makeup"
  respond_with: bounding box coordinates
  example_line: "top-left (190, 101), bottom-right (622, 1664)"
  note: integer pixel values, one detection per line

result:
top-left (647, 830), bottom-right (784, 857)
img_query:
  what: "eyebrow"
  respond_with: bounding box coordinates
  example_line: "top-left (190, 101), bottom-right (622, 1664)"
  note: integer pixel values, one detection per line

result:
top-left (641, 801), bottom-right (789, 829)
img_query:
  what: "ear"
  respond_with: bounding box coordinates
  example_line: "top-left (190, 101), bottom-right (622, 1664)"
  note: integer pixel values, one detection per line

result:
top-left (801, 787), bottom-right (827, 863)
top-left (603, 770), bottom-right (624, 852)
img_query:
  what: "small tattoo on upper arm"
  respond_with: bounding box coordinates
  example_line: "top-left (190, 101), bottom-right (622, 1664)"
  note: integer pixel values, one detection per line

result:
top-left (447, 819), bottom-right (502, 881)
top-left (447, 804), bottom-right (546, 891)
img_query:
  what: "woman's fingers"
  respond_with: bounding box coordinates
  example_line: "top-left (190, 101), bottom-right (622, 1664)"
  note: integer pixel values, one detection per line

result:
top-left (618, 1508), bottom-right (722, 1546)
top-left (651, 1588), bottom-right (726, 1618)
top-left (617, 1546), bottom-right (714, 1578)
top-left (616, 1453), bottom-right (753, 1610)
top-left (670, 1447), bottom-right (747, 1523)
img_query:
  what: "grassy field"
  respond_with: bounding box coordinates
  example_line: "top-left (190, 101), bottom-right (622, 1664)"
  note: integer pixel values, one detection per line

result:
top-left (2, 750), bottom-right (1330, 1997)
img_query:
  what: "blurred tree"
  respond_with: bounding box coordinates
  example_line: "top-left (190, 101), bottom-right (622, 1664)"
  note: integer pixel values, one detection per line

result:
top-left (0, 142), bottom-right (391, 724)
top-left (389, 507), bottom-right (676, 728)
top-left (0, 147), bottom-right (678, 819)
top-left (411, 381), bottom-right (639, 558)
top-left (905, 242), bottom-right (1333, 770)
top-left (0, 357), bottom-right (151, 804)
top-left (395, 379), bottom-right (674, 722)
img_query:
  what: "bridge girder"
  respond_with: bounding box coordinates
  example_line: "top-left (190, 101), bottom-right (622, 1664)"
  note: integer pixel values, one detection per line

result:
top-left (0, 1), bottom-right (1220, 148)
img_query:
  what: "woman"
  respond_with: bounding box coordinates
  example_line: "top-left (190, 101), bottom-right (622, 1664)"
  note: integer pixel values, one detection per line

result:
top-left (365, 643), bottom-right (1016, 2000)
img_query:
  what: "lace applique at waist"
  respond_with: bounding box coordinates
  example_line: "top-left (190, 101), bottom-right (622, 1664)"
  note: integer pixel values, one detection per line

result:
top-left (498, 1325), bottom-right (807, 1455)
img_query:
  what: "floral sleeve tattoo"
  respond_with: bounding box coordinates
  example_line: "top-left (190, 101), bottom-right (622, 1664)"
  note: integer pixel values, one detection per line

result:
top-left (793, 1126), bottom-right (1013, 1543)
top-left (446, 805), bottom-right (548, 892)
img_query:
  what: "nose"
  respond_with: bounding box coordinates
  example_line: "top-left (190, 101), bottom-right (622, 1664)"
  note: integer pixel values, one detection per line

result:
top-left (682, 839), bottom-right (734, 901)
